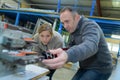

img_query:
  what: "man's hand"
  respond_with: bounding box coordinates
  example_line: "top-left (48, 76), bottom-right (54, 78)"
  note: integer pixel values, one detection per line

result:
top-left (42, 48), bottom-right (68, 69)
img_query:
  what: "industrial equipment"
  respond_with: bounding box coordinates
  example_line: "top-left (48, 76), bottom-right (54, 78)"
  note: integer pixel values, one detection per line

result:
top-left (0, 23), bottom-right (50, 79)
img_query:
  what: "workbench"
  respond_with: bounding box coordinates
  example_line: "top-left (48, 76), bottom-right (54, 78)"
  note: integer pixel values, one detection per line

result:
top-left (0, 64), bottom-right (49, 80)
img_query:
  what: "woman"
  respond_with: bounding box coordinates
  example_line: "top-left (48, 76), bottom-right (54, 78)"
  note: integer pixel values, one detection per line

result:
top-left (32, 23), bottom-right (64, 80)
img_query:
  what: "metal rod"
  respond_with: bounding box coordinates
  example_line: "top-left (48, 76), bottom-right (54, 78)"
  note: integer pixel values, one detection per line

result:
top-left (15, 12), bottom-right (20, 26)
top-left (96, 0), bottom-right (102, 16)
top-left (90, 0), bottom-right (96, 16)
top-left (58, 22), bottom-right (63, 34)
top-left (57, 0), bottom-right (61, 12)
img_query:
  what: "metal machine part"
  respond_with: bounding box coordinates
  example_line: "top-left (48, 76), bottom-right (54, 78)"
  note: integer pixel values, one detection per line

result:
top-left (0, 51), bottom-right (25, 77)
top-left (16, 55), bottom-right (45, 65)
top-left (0, 51), bottom-right (44, 77)
top-left (0, 25), bottom-right (37, 77)
top-left (0, 50), bottom-right (57, 66)
top-left (41, 48), bottom-right (69, 59)
top-left (41, 51), bottom-right (57, 59)
top-left (0, 24), bottom-right (68, 78)
top-left (0, 51), bottom-right (44, 65)
top-left (2, 36), bottom-right (26, 49)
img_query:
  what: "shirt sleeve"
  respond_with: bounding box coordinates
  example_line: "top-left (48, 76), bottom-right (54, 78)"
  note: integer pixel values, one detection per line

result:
top-left (66, 23), bottom-right (100, 62)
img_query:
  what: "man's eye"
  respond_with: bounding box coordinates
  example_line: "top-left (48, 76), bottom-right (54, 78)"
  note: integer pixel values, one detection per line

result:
top-left (65, 20), bottom-right (69, 23)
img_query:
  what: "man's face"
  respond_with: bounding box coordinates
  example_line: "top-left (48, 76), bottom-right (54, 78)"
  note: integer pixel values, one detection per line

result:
top-left (39, 31), bottom-right (52, 45)
top-left (60, 10), bottom-right (77, 33)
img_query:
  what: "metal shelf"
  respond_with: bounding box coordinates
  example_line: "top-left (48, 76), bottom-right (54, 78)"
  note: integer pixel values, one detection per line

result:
top-left (87, 16), bottom-right (120, 36)
top-left (0, 8), bottom-right (59, 25)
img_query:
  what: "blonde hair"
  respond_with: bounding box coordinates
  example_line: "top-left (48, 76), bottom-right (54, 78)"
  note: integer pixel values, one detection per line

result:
top-left (38, 23), bottom-right (53, 36)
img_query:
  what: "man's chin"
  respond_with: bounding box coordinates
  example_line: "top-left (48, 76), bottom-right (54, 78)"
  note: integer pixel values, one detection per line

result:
top-left (43, 43), bottom-right (48, 45)
top-left (69, 31), bottom-right (73, 33)
top-left (66, 30), bottom-right (71, 33)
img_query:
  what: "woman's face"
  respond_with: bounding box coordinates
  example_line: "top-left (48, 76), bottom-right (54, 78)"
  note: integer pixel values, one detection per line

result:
top-left (39, 30), bottom-right (52, 45)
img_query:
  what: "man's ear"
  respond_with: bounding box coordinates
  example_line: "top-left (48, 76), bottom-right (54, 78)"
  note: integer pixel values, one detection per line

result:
top-left (74, 14), bottom-right (79, 21)
top-left (76, 14), bottom-right (80, 20)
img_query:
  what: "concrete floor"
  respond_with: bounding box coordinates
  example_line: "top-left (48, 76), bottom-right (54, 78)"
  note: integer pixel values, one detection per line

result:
top-left (53, 67), bottom-right (76, 80)
top-left (109, 58), bottom-right (120, 80)
top-left (52, 59), bottom-right (120, 80)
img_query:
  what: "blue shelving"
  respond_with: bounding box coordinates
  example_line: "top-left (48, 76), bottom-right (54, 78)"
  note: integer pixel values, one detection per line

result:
top-left (88, 16), bottom-right (120, 36)
top-left (0, 9), bottom-right (59, 26)
top-left (0, 0), bottom-right (120, 37)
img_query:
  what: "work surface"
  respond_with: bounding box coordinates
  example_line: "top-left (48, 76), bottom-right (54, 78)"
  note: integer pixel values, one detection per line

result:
top-left (0, 64), bottom-right (49, 80)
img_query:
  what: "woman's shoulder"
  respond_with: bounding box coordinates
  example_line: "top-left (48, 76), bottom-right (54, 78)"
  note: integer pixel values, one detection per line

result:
top-left (53, 31), bottom-right (62, 38)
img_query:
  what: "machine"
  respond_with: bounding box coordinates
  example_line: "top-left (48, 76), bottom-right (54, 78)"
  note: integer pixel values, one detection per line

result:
top-left (0, 23), bottom-right (52, 78)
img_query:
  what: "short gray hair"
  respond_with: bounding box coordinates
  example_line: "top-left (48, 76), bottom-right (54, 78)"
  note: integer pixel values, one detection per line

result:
top-left (60, 7), bottom-right (78, 17)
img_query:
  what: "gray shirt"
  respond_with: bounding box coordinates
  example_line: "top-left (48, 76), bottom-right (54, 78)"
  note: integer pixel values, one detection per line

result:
top-left (66, 16), bottom-right (113, 73)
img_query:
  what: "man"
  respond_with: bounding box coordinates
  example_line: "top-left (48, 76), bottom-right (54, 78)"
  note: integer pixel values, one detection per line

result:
top-left (42, 7), bottom-right (113, 80)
